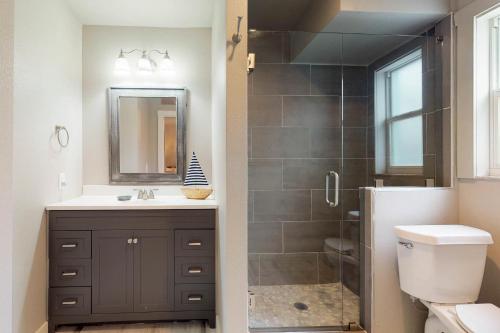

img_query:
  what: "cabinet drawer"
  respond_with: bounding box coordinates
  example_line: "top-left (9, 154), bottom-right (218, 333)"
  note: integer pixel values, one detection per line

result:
top-left (175, 230), bottom-right (214, 256)
top-left (49, 287), bottom-right (91, 316)
top-left (50, 259), bottom-right (91, 287)
top-left (175, 284), bottom-right (215, 311)
top-left (175, 257), bottom-right (215, 284)
top-left (50, 231), bottom-right (91, 259)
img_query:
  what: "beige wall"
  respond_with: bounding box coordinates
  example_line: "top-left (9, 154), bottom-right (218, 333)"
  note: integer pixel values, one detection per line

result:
top-left (454, 0), bottom-right (500, 307)
top-left (211, 0), bottom-right (226, 328)
top-left (458, 181), bottom-right (500, 305)
top-left (370, 188), bottom-right (458, 333)
top-left (341, 0), bottom-right (449, 12)
top-left (0, 0), bottom-right (14, 331)
top-left (83, 26), bottom-right (212, 185)
top-left (12, 0), bottom-right (83, 332)
top-left (211, 0), bottom-right (249, 331)
top-left (451, 0), bottom-right (476, 10)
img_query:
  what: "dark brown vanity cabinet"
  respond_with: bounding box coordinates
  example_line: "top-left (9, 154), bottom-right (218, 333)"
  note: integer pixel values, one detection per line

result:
top-left (48, 209), bottom-right (216, 333)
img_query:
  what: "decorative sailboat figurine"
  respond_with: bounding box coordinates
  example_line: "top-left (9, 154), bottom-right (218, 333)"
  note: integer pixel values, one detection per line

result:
top-left (181, 152), bottom-right (213, 199)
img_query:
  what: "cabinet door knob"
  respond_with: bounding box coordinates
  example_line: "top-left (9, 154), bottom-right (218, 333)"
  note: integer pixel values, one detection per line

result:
top-left (127, 238), bottom-right (133, 244)
top-left (187, 241), bottom-right (202, 247)
top-left (61, 243), bottom-right (77, 248)
top-left (133, 238), bottom-right (138, 244)
top-left (188, 295), bottom-right (203, 302)
top-left (188, 267), bottom-right (203, 274)
top-left (61, 271), bottom-right (78, 277)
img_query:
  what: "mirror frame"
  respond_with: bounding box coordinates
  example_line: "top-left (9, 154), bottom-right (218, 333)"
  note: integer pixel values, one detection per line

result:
top-left (108, 87), bottom-right (187, 184)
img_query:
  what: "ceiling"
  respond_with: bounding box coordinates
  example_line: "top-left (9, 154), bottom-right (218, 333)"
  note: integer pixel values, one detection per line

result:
top-left (292, 11), bottom-right (442, 65)
top-left (249, 0), bottom-right (447, 65)
top-left (66, 0), bottom-right (215, 28)
top-left (249, 0), bottom-right (314, 31)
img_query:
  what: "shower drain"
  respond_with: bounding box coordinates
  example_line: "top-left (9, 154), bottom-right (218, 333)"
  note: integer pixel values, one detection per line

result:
top-left (293, 302), bottom-right (309, 311)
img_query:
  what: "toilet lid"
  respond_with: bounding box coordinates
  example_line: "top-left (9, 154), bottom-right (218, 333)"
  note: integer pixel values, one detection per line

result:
top-left (456, 304), bottom-right (500, 333)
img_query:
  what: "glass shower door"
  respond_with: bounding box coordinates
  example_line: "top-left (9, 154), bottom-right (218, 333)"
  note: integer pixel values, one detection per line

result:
top-left (247, 30), bottom-right (346, 330)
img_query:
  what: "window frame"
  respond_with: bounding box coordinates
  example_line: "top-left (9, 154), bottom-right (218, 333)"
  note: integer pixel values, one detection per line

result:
top-left (374, 48), bottom-right (424, 175)
top-left (489, 16), bottom-right (500, 176)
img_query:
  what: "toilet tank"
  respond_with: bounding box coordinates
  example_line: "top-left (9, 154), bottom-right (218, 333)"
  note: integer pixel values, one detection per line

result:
top-left (394, 225), bottom-right (493, 304)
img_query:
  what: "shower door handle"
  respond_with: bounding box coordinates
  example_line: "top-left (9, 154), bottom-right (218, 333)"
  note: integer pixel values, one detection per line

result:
top-left (326, 171), bottom-right (339, 208)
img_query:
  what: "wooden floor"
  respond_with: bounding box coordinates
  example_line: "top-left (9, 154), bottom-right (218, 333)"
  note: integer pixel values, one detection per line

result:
top-left (56, 322), bottom-right (365, 333)
top-left (56, 322), bottom-right (207, 333)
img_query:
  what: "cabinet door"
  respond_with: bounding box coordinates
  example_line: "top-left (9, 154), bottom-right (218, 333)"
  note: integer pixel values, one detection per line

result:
top-left (133, 230), bottom-right (174, 312)
top-left (92, 230), bottom-right (134, 314)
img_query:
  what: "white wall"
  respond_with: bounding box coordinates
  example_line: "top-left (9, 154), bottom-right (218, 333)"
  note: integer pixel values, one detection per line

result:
top-left (369, 188), bottom-right (458, 333)
top-left (0, 0), bottom-right (14, 331)
top-left (83, 26), bottom-right (212, 185)
top-left (12, 0), bottom-right (83, 332)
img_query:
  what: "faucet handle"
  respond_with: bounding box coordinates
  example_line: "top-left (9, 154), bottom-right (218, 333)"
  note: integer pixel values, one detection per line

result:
top-left (148, 188), bottom-right (159, 199)
top-left (134, 188), bottom-right (146, 200)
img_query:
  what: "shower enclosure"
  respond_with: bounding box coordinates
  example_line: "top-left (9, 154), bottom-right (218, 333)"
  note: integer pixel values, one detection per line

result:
top-left (247, 26), bottom-right (447, 331)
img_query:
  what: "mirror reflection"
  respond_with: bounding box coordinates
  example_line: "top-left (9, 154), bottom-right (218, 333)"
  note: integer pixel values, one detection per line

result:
top-left (118, 96), bottom-right (177, 174)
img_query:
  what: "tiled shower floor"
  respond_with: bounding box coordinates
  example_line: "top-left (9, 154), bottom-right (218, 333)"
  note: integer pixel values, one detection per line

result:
top-left (248, 283), bottom-right (359, 329)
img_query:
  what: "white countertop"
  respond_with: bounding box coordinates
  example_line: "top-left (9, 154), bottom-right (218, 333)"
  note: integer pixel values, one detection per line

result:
top-left (46, 195), bottom-right (218, 211)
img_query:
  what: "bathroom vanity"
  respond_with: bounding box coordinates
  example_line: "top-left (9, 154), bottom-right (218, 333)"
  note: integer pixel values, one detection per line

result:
top-left (46, 197), bottom-right (217, 332)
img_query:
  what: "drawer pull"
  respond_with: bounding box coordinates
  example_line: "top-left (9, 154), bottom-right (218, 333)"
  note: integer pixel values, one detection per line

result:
top-left (187, 241), bottom-right (202, 247)
top-left (188, 295), bottom-right (203, 302)
top-left (188, 267), bottom-right (203, 274)
top-left (61, 243), bottom-right (77, 248)
top-left (61, 271), bottom-right (78, 277)
top-left (61, 298), bottom-right (78, 305)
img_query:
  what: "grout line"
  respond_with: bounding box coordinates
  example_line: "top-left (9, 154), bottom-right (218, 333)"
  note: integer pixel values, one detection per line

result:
top-left (281, 222), bottom-right (285, 254)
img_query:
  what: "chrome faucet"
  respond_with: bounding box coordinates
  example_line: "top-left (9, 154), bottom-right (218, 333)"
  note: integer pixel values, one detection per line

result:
top-left (134, 188), bottom-right (159, 200)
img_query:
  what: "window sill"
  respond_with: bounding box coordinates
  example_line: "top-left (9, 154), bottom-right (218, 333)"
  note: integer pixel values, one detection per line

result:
top-left (374, 173), bottom-right (425, 178)
top-left (468, 176), bottom-right (500, 181)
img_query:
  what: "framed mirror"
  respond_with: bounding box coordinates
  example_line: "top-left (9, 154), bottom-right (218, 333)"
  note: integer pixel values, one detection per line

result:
top-left (108, 87), bottom-right (187, 184)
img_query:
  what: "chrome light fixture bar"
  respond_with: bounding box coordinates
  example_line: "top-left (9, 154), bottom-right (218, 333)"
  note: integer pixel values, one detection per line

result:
top-left (114, 48), bottom-right (174, 74)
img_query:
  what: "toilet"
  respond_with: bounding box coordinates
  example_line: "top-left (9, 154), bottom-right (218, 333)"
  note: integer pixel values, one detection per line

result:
top-left (394, 224), bottom-right (500, 333)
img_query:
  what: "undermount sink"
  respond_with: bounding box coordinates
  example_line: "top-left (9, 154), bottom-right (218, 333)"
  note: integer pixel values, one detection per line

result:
top-left (46, 195), bottom-right (218, 211)
top-left (123, 198), bottom-right (169, 205)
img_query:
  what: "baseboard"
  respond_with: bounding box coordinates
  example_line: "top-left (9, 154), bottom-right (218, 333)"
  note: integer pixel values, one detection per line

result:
top-left (35, 321), bottom-right (48, 333)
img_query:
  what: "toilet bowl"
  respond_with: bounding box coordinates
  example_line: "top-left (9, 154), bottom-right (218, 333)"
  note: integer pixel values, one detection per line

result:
top-left (394, 225), bottom-right (499, 333)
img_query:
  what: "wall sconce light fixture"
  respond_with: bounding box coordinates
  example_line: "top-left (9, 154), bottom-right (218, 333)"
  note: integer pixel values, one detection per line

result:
top-left (114, 49), bottom-right (174, 75)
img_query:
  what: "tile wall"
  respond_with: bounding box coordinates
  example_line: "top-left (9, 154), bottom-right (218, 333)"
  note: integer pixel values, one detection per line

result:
top-left (366, 18), bottom-right (451, 187)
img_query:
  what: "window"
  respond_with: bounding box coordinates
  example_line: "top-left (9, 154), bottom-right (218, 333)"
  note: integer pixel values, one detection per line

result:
top-left (374, 49), bottom-right (424, 175)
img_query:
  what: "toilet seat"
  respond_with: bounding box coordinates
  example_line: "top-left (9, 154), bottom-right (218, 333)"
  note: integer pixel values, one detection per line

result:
top-left (456, 303), bottom-right (500, 333)
top-left (427, 302), bottom-right (500, 333)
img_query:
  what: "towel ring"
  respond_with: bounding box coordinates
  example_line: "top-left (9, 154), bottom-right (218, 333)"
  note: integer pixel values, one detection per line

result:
top-left (55, 125), bottom-right (69, 148)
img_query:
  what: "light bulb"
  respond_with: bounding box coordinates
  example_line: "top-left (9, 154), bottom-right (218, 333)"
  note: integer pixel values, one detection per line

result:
top-left (114, 50), bottom-right (130, 74)
top-left (138, 51), bottom-right (153, 74)
top-left (160, 52), bottom-right (174, 72)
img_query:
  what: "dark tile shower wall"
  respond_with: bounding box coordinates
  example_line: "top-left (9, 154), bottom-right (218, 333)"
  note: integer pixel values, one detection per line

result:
top-left (366, 17), bottom-right (451, 187)
top-left (248, 31), bottom-right (366, 290)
